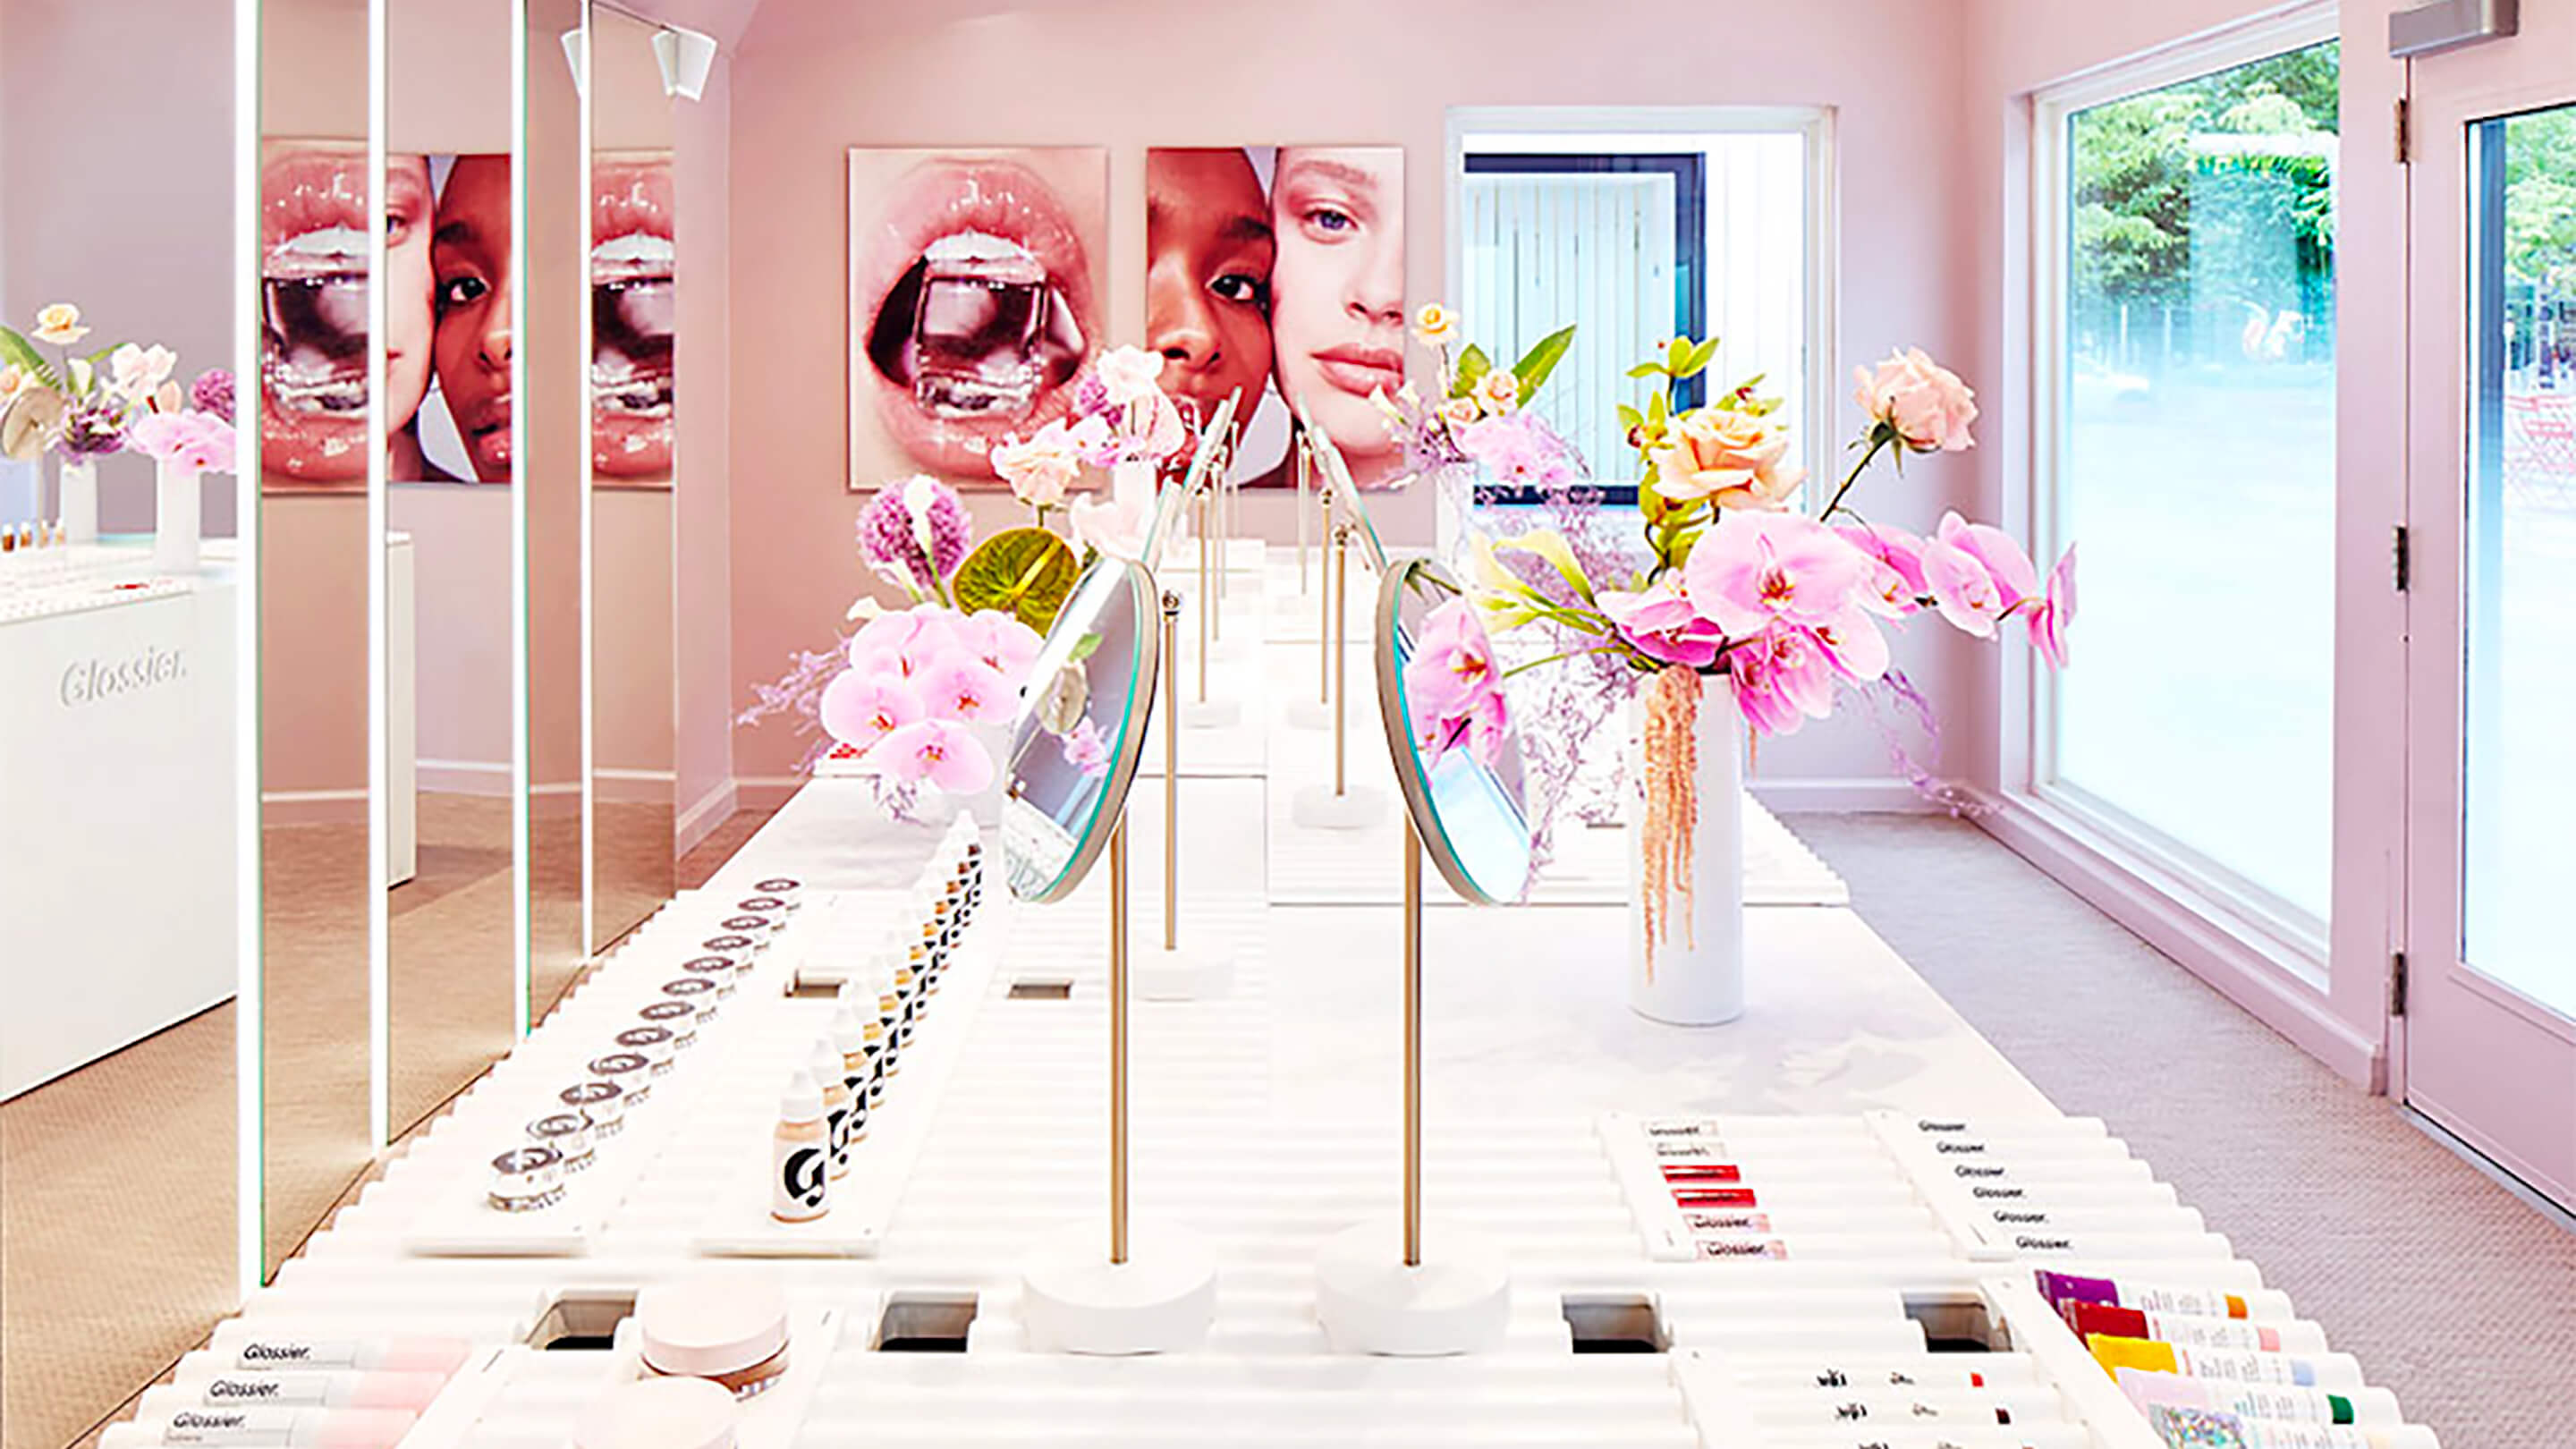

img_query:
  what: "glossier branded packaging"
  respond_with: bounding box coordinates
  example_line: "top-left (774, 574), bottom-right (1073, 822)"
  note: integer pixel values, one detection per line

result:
top-left (576, 1377), bottom-right (739, 1449)
top-left (635, 1276), bottom-right (793, 1400)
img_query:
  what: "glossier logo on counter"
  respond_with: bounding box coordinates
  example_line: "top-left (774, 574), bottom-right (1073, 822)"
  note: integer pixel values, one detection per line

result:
top-left (60, 645), bottom-right (186, 707)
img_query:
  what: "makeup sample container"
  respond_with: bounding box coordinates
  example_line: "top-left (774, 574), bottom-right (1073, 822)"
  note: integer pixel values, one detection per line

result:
top-left (771, 1072), bottom-right (830, 1224)
top-left (680, 955), bottom-right (741, 999)
top-left (527, 1112), bottom-right (596, 1172)
top-left (701, 932), bottom-right (761, 961)
top-left (589, 1052), bottom-right (654, 1107)
top-left (660, 976), bottom-right (721, 1028)
top-left (638, 999), bottom-right (699, 1052)
top-left (561, 1080), bottom-right (626, 1137)
top-left (718, 911), bottom-right (782, 943)
top-left (636, 1276), bottom-right (793, 1400)
top-left (488, 1146), bottom-right (566, 1213)
top-left (735, 894), bottom-right (792, 919)
top-left (830, 1010), bottom-right (871, 1147)
top-left (133, 1406), bottom-right (418, 1448)
top-left (576, 1377), bottom-right (739, 1449)
top-left (750, 876), bottom-right (804, 906)
top-left (616, 1024), bottom-right (679, 1076)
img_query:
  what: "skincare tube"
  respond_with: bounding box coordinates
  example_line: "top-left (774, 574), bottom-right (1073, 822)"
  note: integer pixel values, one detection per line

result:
top-left (2140, 1405), bottom-right (2438, 1449)
top-left (126, 1407), bottom-right (417, 1448)
top-left (1729, 1359), bottom-right (2039, 1393)
top-left (169, 1369), bottom-right (448, 1411)
top-left (212, 1335), bottom-right (469, 1376)
top-left (2064, 1300), bottom-right (2328, 1355)
top-left (2035, 1270), bottom-right (2295, 1323)
top-left (2089, 1335), bottom-right (2364, 1391)
top-left (2115, 1369), bottom-right (2402, 1428)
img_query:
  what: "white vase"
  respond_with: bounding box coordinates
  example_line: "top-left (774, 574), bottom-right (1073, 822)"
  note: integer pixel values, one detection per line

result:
top-left (1625, 674), bottom-right (1747, 1025)
top-left (58, 455), bottom-right (98, 545)
top-left (153, 462), bottom-right (200, 574)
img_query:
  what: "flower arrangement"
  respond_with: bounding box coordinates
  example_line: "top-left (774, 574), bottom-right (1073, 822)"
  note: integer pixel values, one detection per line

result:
top-left (0, 303), bottom-right (231, 465)
top-left (814, 604), bottom-right (1043, 801)
top-left (990, 344), bottom-right (1188, 526)
top-left (1376, 304), bottom-right (1584, 489)
top-left (1413, 309), bottom-right (2076, 966)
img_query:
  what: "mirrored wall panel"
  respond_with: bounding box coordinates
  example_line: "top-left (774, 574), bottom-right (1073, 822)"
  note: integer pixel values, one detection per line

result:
top-left (257, 0), bottom-right (377, 1282)
top-left (384, 0), bottom-right (519, 1139)
top-left (588, 2), bottom-right (677, 953)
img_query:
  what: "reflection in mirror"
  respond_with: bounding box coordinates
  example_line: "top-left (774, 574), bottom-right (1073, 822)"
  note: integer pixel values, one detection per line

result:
top-left (1298, 394), bottom-right (1389, 572)
top-left (526, 0), bottom-right (588, 1017)
top-left (588, 3), bottom-right (676, 953)
top-left (384, 0), bottom-right (518, 1140)
top-left (1003, 557), bottom-right (1159, 904)
top-left (1374, 559), bottom-right (1535, 905)
top-left (258, 0), bottom-right (377, 1281)
top-left (0, 0), bottom-right (242, 1430)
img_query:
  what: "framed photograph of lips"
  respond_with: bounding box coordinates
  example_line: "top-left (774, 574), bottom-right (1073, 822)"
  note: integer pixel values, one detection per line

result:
top-left (593, 151), bottom-right (675, 488)
top-left (847, 147), bottom-right (1108, 492)
top-left (1145, 147), bottom-right (1406, 490)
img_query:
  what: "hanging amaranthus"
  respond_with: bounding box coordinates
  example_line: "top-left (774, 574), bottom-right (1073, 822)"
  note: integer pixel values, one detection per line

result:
top-left (1639, 665), bottom-right (1701, 980)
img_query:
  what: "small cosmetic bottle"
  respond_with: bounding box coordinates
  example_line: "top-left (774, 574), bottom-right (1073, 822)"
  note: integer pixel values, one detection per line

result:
top-left (589, 1051), bottom-right (655, 1107)
top-left (488, 1146), bottom-right (566, 1212)
top-left (771, 1072), bottom-right (830, 1223)
top-left (636, 1276), bottom-right (792, 1401)
top-left (576, 1377), bottom-right (738, 1449)
top-left (910, 938), bottom-right (938, 1006)
top-left (809, 1041), bottom-right (854, 1181)
top-left (638, 999), bottom-right (698, 1052)
top-left (830, 1010), bottom-right (872, 1145)
top-left (616, 1024), bottom-right (679, 1076)
top-left (528, 1112), bottom-right (596, 1171)
top-left (561, 1080), bottom-right (626, 1137)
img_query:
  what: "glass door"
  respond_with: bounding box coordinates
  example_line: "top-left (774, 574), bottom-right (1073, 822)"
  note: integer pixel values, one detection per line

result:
top-left (2402, 0), bottom-right (2576, 1211)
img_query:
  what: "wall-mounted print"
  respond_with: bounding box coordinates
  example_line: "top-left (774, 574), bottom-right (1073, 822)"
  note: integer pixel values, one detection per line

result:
top-left (847, 147), bottom-right (1107, 491)
top-left (1145, 146), bottom-right (1405, 489)
top-left (593, 150), bottom-right (675, 488)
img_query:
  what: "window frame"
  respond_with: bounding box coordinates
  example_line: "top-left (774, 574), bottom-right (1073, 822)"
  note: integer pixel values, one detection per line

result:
top-left (2020, 4), bottom-right (2344, 974)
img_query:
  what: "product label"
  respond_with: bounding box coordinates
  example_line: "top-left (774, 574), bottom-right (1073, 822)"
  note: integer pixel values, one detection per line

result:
top-left (1914, 1119), bottom-right (1970, 1133)
top-left (773, 1134), bottom-right (828, 1221)
top-left (203, 1378), bottom-right (300, 1403)
top-left (236, 1342), bottom-right (351, 1368)
top-left (2131, 1284), bottom-right (2242, 1319)
top-left (2143, 1312), bottom-right (2273, 1353)
top-left (1953, 1164), bottom-right (2008, 1178)
top-left (1693, 1237), bottom-right (1788, 1259)
top-left (2176, 1347), bottom-right (2302, 1385)
top-left (1970, 1185), bottom-right (2028, 1199)
top-left (165, 1407), bottom-right (297, 1445)
top-left (2012, 1234), bottom-right (2075, 1252)
top-left (1683, 1210), bottom-right (1774, 1233)
top-left (1932, 1140), bottom-right (1988, 1154)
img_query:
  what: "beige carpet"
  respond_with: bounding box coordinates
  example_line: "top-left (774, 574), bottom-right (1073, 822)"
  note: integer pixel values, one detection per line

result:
top-left (1791, 812), bottom-right (2576, 1449)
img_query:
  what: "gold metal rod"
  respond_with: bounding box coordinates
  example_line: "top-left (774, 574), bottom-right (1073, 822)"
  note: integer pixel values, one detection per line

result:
top-left (1331, 524), bottom-right (1349, 799)
top-left (1162, 590), bottom-right (1181, 954)
top-left (1295, 435), bottom-right (1311, 594)
top-left (1317, 486), bottom-right (1334, 700)
top-left (1109, 818), bottom-right (1130, 1267)
top-left (1403, 816), bottom-right (1423, 1269)
top-left (1196, 496), bottom-right (1211, 704)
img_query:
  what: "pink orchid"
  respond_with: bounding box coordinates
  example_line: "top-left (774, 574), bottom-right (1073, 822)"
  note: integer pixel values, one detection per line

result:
top-left (879, 719), bottom-right (996, 794)
top-left (128, 410), bottom-right (237, 473)
top-left (1808, 606), bottom-right (1892, 686)
top-left (962, 609), bottom-right (1043, 682)
top-left (1728, 624), bottom-right (1839, 735)
top-left (818, 669), bottom-right (924, 754)
top-left (2025, 544), bottom-right (2077, 668)
top-left (1683, 512), bottom-right (1872, 638)
top-left (1598, 580), bottom-right (1723, 668)
top-left (1934, 512), bottom-right (2038, 609)
top-left (1402, 597), bottom-right (1510, 770)
top-left (920, 657), bottom-right (1010, 724)
top-left (1920, 536), bottom-right (2004, 638)
top-left (1062, 716), bottom-right (1111, 777)
top-left (1834, 521), bottom-right (1928, 617)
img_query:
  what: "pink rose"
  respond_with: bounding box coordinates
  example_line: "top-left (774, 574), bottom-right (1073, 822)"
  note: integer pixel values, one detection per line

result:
top-left (1853, 348), bottom-right (1977, 453)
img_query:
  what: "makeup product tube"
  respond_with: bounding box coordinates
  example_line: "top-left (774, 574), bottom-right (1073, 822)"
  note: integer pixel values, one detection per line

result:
top-left (215, 1339), bottom-right (469, 1376)
top-left (173, 1370), bottom-right (448, 1411)
top-left (636, 1276), bottom-right (792, 1399)
top-left (1717, 1359), bottom-right (2039, 1394)
top-left (2035, 1271), bottom-right (2294, 1323)
top-left (1759, 1425), bottom-right (2087, 1449)
top-left (144, 1407), bottom-right (417, 1447)
top-left (2116, 1369), bottom-right (2403, 1428)
top-left (771, 1072), bottom-right (829, 1224)
top-left (2089, 1335), bottom-right (2364, 1391)
top-left (2065, 1301), bottom-right (2327, 1355)
top-left (574, 1377), bottom-right (738, 1449)
top-left (1746, 1386), bottom-right (2038, 1427)
top-left (2141, 1405), bottom-right (2438, 1449)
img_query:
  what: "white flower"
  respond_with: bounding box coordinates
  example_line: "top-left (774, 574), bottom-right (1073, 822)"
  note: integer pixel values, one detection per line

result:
top-left (31, 303), bottom-right (88, 346)
top-left (1071, 492), bottom-right (1153, 564)
top-left (902, 474), bottom-right (942, 567)
top-left (991, 422), bottom-right (1084, 509)
top-left (1093, 345), bottom-right (1165, 407)
top-left (109, 343), bottom-right (177, 402)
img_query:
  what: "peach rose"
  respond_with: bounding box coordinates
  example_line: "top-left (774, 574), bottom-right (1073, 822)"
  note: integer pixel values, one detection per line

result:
top-left (1439, 396), bottom-right (1483, 428)
top-left (1474, 367), bottom-right (1520, 417)
top-left (1854, 347), bottom-right (1977, 453)
top-left (1648, 407), bottom-right (1805, 510)
top-left (1412, 302), bottom-right (1459, 347)
top-left (31, 303), bottom-right (89, 346)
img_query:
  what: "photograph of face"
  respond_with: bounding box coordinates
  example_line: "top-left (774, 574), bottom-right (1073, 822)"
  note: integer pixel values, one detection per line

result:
top-left (423, 153), bottom-right (513, 484)
top-left (1143, 146), bottom-right (1405, 490)
top-left (593, 151), bottom-right (675, 487)
top-left (848, 148), bottom-right (1106, 489)
top-left (259, 141), bottom-right (438, 492)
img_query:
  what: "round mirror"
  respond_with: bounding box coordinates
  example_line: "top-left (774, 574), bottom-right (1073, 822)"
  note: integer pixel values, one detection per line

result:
top-left (1372, 559), bottom-right (1534, 905)
top-left (1002, 555), bottom-right (1162, 903)
top-left (1297, 394), bottom-right (1389, 572)
top-left (1141, 390), bottom-right (1236, 569)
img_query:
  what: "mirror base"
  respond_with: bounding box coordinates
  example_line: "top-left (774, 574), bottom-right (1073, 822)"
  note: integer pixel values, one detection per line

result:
top-left (1283, 698), bottom-right (1335, 731)
top-left (1021, 1222), bottom-right (1218, 1355)
top-left (1181, 699), bottom-right (1242, 731)
top-left (1291, 784), bottom-right (1386, 831)
top-left (1315, 1217), bottom-right (1513, 1357)
top-left (1134, 945), bottom-right (1234, 1002)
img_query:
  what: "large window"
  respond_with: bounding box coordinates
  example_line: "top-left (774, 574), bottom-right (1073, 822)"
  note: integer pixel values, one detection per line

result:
top-left (2036, 22), bottom-right (2341, 942)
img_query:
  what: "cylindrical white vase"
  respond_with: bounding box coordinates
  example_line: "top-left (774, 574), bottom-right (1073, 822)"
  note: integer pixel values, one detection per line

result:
top-left (154, 462), bottom-right (200, 574)
top-left (1625, 674), bottom-right (1746, 1025)
top-left (59, 455), bottom-right (98, 545)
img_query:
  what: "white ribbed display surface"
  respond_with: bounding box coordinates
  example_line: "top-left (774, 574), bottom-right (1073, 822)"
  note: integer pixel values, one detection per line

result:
top-left (123, 551), bottom-right (2437, 1449)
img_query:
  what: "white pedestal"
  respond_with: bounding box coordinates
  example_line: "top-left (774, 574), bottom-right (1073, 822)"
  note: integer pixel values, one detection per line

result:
top-left (1021, 1222), bottom-right (1219, 1355)
top-left (1284, 698), bottom-right (1334, 730)
top-left (1134, 943), bottom-right (1234, 1001)
top-left (1315, 1217), bottom-right (1512, 1357)
top-left (1182, 698), bottom-right (1241, 730)
top-left (1292, 783), bottom-right (1385, 831)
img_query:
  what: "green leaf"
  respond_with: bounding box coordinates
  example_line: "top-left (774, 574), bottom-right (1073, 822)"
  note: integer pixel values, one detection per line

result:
top-left (1452, 344), bottom-right (1492, 397)
top-left (953, 527), bottom-right (1080, 631)
top-left (1684, 336), bottom-right (1721, 376)
top-left (1624, 362), bottom-right (1664, 379)
top-left (1614, 403), bottom-right (1644, 432)
top-left (1068, 632), bottom-right (1103, 663)
top-left (1647, 389), bottom-right (1669, 429)
top-left (0, 327), bottom-right (58, 389)
top-left (1665, 336), bottom-right (1691, 372)
top-left (1509, 325), bottom-right (1577, 402)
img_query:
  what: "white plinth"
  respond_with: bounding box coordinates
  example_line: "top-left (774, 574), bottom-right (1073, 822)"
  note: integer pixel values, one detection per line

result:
top-left (1284, 697), bottom-right (1334, 730)
top-left (1134, 943), bottom-right (1234, 1001)
top-left (1292, 782), bottom-right (1385, 830)
top-left (1315, 1217), bottom-right (1512, 1356)
top-left (1021, 1222), bottom-right (1218, 1355)
top-left (1182, 698), bottom-right (1242, 730)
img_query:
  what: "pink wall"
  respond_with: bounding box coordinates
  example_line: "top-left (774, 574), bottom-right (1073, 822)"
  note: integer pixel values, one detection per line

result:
top-left (722, 0), bottom-right (1988, 792)
top-left (672, 55), bottom-right (736, 845)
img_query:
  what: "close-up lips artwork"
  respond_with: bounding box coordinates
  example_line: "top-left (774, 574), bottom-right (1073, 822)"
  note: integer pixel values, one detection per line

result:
top-left (260, 143), bottom-right (371, 485)
top-left (593, 155), bottom-right (676, 481)
top-left (857, 158), bottom-right (1097, 479)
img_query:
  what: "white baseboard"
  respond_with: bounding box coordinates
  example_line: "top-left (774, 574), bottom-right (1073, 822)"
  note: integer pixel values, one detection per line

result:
top-left (1974, 790), bottom-right (2385, 1091)
top-left (259, 788), bottom-right (368, 825)
top-left (1750, 776), bottom-right (1962, 814)
top-left (735, 775), bottom-right (809, 811)
top-left (676, 777), bottom-right (740, 856)
top-left (595, 767), bottom-right (677, 806)
top-left (417, 759), bottom-right (514, 797)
